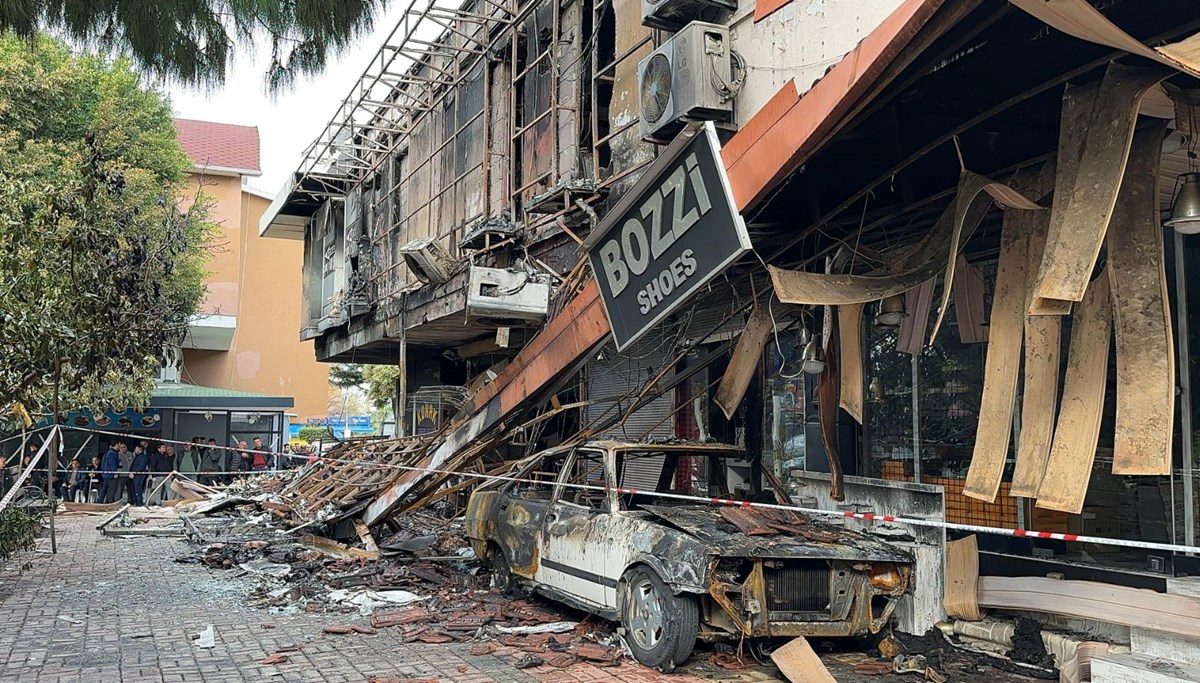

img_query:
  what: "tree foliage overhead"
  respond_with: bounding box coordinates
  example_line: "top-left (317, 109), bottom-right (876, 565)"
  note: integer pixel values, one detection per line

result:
top-left (0, 34), bottom-right (214, 420)
top-left (0, 0), bottom-right (385, 93)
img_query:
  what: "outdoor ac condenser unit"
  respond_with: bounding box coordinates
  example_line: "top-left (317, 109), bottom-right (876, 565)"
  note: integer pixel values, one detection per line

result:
top-left (642, 0), bottom-right (735, 32)
top-left (638, 22), bottom-right (734, 144)
top-left (399, 236), bottom-right (456, 285)
top-left (466, 266), bottom-right (551, 326)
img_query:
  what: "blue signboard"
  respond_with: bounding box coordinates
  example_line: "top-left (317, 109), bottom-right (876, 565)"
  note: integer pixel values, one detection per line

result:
top-left (291, 416), bottom-right (374, 438)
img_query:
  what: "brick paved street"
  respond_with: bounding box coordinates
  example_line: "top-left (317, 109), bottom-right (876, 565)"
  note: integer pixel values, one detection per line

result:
top-left (0, 517), bottom-right (786, 683)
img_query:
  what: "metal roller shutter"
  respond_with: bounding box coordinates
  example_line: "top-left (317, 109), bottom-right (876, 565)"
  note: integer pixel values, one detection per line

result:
top-left (586, 336), bottom-right (675, 442)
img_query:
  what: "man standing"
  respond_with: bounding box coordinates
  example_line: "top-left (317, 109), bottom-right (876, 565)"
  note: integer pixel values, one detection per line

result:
top-left (250, 437), bottom-right (270, 472)
top-left (128, 444), bottom-right (148, 506)
top-left (99, 443), bottom-right (120, 503)
top-left (176, 440), bottom-right (200, 482)
top-left (113, 442), bottom-right (132, 502)
top-left (147, 443), bottom-right (171, 505)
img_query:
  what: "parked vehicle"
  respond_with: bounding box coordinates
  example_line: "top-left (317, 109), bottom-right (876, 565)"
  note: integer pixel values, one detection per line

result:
top-left (465, 441), bottom-right (914, 670)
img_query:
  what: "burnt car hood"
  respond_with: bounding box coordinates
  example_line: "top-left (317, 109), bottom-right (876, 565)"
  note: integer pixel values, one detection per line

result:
top-left (639, 505), bottom-right (913, 563)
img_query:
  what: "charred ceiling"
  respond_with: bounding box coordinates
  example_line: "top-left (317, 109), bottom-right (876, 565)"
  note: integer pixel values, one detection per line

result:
top-left (750, 0), bottom-right (1200, 271)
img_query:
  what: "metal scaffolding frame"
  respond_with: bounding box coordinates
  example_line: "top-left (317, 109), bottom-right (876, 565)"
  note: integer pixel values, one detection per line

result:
top-left (293, 0), bottom-right (519, 190)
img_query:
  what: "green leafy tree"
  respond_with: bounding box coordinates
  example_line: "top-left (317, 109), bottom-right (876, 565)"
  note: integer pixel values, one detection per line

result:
top-left (297, 425), bottom-right (334, 443)
top-left (0, 1), bottom-right (385, 92)
top-left (0, 35), bottom-right (214, 422)
top-left (361, 365), bottom-right (399, 411)
top-left (329, 363), bottom-right (365, 389)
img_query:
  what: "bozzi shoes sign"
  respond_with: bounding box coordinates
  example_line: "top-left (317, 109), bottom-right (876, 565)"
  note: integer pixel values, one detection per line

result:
top-left (585, 122), bottom-right (751, 351)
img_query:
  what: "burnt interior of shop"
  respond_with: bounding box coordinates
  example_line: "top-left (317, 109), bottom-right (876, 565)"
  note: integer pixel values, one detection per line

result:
top-left (739, 0), bottom-right (1200, 579)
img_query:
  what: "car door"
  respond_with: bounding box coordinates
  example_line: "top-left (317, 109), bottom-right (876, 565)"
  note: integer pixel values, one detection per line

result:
top-left (535, 448), bottom-right (616, 609)
top-left (494, 450), bottom-right (570, 579)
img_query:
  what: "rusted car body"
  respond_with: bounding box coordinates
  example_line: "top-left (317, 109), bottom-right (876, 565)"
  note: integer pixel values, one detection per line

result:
top-left (465, 441), bottom-right (913, 668)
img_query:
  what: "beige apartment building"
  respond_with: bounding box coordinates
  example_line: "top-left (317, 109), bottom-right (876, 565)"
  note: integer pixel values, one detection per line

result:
top-left (174, 118), bottom-right (330, 428)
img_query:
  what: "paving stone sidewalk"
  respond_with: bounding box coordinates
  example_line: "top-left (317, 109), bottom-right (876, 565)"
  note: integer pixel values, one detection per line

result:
top-left (0, 516), bottom-right (784, 683)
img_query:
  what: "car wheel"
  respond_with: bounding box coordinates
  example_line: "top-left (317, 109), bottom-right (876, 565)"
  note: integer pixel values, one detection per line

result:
top-left (489, 544), bottom-right (515, 595)
top-left (621, 566), bottom-right (699, 671)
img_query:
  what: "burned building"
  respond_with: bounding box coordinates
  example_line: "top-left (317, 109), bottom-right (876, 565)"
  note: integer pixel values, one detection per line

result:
top-left (263, 0), bottom-right (1200, 673)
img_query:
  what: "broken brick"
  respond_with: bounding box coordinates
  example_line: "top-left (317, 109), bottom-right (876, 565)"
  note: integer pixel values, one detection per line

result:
top-left (544, 653), bottom-right (578, 668)
top-left (371, 607), bottom-right (434, 628)
top-left (467, 643), bottom-right (497, 656)
top-left (323, 625), bottom-right (356, 634)
top-left (261, 654), bottom-right (288, 665)
top-left (573, 643), bottom-right (622, 663)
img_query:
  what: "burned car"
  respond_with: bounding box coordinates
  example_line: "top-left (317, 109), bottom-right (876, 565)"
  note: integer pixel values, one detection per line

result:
top-left (465, 441), bottom-right (913, 670)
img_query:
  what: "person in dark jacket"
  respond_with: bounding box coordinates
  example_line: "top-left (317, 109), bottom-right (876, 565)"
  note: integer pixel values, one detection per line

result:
top-left (147, 443), bottom-right (172, 505)
top-left (99, 443), bottom-right (121, 503)
top-left (127, 444), bottom-right (149, 506)
top-left (85, 455), bottom-right (103, 503)
top-left (64, 459), bottom-right (88, 502)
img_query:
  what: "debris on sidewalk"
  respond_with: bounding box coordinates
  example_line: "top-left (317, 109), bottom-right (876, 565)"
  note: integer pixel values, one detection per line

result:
top-left (194, 624), bottom-right (216, 649)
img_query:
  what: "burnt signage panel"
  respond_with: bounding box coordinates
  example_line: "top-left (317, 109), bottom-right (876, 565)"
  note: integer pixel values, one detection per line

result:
top-left (585, 122), bottom-right (750, 351)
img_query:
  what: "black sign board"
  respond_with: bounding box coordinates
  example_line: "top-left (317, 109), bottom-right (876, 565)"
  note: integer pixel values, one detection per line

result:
top-left (585, 122), bottom-right (750, 351)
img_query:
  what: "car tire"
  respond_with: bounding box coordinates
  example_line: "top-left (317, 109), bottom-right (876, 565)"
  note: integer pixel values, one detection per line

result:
top-left (489, 544), bottom-right (515, 595)
top-left (621, 566), bottom-right (699, 672)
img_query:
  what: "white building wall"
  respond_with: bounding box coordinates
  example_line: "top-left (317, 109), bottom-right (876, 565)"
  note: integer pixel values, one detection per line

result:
top-left (728, 0), bottom-right (905, 125)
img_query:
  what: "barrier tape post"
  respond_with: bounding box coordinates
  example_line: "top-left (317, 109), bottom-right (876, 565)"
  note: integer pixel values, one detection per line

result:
top-left (61, 424), bottom-right (1200, 556)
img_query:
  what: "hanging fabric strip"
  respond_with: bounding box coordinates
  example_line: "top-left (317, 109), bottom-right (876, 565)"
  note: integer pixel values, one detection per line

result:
top-left (770, 171), bottom-right (1039, 312)
top-left (1107, 120), bottom-right (1174, 476)
top-left (1035, 268), bottom-right (1113, 514)
top-left (1010, 166), bottom-right (1061, 498)
top-left (963, 171), bottom-right (1043, 502)
top-left (838, 303), bottom-right (864, 424)
top-left (1008, 0), bottom-right (1200, 79)
top-left (1029, 62), bottom-right (1171, 313)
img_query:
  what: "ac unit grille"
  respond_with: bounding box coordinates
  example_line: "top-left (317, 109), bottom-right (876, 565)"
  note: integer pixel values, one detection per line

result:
top-left (641, 54), bottom-right (672, 124)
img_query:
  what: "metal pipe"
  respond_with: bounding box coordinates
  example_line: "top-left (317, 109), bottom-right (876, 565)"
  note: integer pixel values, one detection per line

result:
top-left (1175, 229), bottom-right (1195, 549)
top-left (911, 352), bottom-right (921, 484)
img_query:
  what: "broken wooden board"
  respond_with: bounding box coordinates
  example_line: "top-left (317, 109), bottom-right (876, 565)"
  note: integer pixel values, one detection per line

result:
top-left (95, 504), bottom-right (132, 531)
top-left (770, 171), bottom-right (996, 307)
top-left (896, 278), bottom-right (935, 354)
top-left (944, 535), bottom-right (986, 621)
top-left (1036, 268), bottom-right (1112, 513)
top-left (977, 576), bottom-right (1200, 639)
top-left (301, 533), bottom-right (379, 561)
top-left (1008, 0), bottom-right (1200, 79)
top-left (1107, 121), bottom-right (1174, 476)
top-left (952, 256), bottom-right (989, 344)
top-left (964, 198), bottom-right (1033, 502)
top-left (715, 302), bottom-right (775, 420)
top-left (838, 303), bottom-right (864, 423)
top-left (354, 519), bottom-right (380, 556)
top-left (1029, 63), bottom-right (1170, 312)
top-left (771, 636), bottom-right (837, 683)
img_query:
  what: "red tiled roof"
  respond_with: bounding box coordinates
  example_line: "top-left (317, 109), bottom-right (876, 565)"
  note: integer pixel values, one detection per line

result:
top-left (174, 118), bottom-right (262, 175)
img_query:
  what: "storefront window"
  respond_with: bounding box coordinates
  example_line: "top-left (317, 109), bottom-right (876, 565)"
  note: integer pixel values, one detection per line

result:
top-left (763, 328), bottom-right (808, 481)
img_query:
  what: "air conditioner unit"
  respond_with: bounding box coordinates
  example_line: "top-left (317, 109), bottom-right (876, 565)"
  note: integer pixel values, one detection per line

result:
top-left (399, 236), bottom-right (456, 284)
top-left (642, 0), bottom-right (735, 32)
top-left (466, 266), bottom-right (551, 326)
top-left (638, 22), bottom-right (734, 144)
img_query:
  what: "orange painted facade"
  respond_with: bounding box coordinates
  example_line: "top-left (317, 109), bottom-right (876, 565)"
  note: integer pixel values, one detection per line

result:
top-left (181, 171), bottom-right (330, 423)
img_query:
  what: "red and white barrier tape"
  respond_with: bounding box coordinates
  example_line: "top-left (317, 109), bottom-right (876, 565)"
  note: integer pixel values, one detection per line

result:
top-left (61, 425), bottom-right (1200, 555)
top-left (0, 426), bottom-right (59, 513)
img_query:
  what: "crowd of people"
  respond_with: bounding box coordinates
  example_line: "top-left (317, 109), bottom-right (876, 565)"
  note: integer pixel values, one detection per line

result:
top-left (2, 435), bottom-right (313, 506)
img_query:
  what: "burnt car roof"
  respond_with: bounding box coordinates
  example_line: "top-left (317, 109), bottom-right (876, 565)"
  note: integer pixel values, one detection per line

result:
top-left (640, 504), bottom-right (913, 563)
